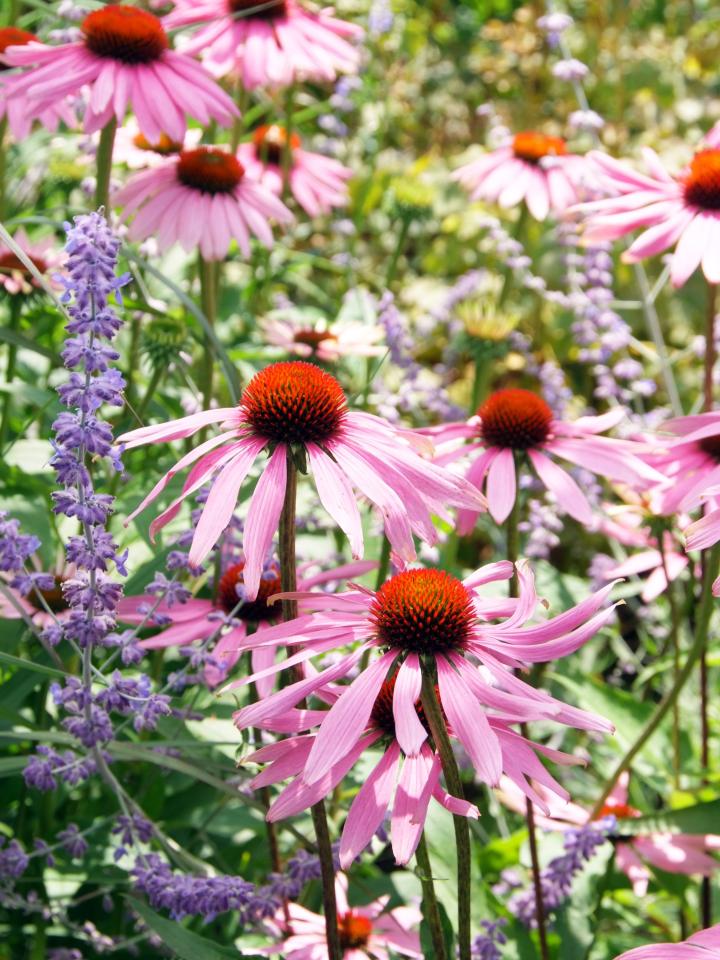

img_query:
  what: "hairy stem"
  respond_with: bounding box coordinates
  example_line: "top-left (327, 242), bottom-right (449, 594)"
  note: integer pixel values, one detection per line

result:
top-left (590, 542), bottom-right (720, 818)
top-left (94, 118), bottom-right (118, 212)
top-left (420, 668), bottom-right (471, 960)
top-left (415, 830), bottom-right (449, 960)
top-left (0, 296), bottom-right (22, 451)
top-left (198, 256), bottom-right (217, 410)
top-left (278, 454), bottom-right (341, 960)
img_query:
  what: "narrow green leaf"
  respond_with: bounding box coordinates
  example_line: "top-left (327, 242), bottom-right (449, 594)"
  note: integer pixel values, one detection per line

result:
top-left (0, 650), bottom-right (65, 679)
top-left (619, 798), bottom-right (720, 836)
top-left (0, 324), bottom-right (59, 361)
top-left (130, 899), bottom-right (254, 959)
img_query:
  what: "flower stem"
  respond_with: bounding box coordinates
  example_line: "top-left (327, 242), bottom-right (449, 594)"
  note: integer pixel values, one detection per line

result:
top-left (135, 364), bottom-right (165, 421)
top-left (198, 255), bottom-right (217, 410)
top-left (385, 215), bottom-right (411, 289)
top-left (278, 453), bottom-right (341, 960)
top-left (589, 542), bottom-right (720, 818)
top-left (505, 473), bottom-right (549, 960)
top-left (375, 535), bottom-right (391, 590)
top-left (0, 296), bottom-right (22, 451)
top-left (633, 262), bottom-right (683, 416)
top-left (282, 85), bottom-right (295, 198)
top-left (656, 521), bottom-right (682, 789)
top-left (415, 830), bottom-right (449, 960)
top-left (420, 667), bottom-right (471, 960)
top-left (95, 118), bottom-right (118, 212)
top-left (0, 116), bottom-right (8, 223)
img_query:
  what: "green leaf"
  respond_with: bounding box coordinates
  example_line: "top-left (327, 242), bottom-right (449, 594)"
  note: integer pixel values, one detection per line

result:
top-left (130, 899), bottom-right (256, 959)
top-left (619, 798), bottom-right (720, 836)
top-left (420, 901), bottom-right (456, 959)
top-left (554, 842), bottom-right (615, 960)
top-left (0, 650), bottom-right (65, 679)
top-left (0, 325), bottom-right (59, 362)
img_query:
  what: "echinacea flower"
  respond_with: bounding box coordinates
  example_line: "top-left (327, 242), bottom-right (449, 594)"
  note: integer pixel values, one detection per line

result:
top-left (0, 27), bottom-right (77, 139)
top-left (263, 874), bottom-right (422, 959)
top-left (259, 305), bottom-right (384, 362)
top-left (1, 569), bottom-right (72, 629)
top-left (118, 556), bottom-right (375, 688)
top-left (113, 146), bottom-right (294, 259)
top-left (0, 229), bottom-right (63, 299)
top-left (229, 561), bottom-right (614, 813)
top-left (577, 147), bottom-right (720, 287)
top-left (111, 118), bottom-right (202, 169)
top-left (164, 0), bottom-right (363, 90)
top-left (425, 388), bottom-right (661, 527)
top-left (453, 131), bottom-right (591, 220)
top-left (237, 124), bottom-right (353, 217)
top-left (2, 4), bottom-right (238, 140)
top-left (117, 361), bottom-right (485, 599)
top-left (245, 670), bottom-right (586, 867)
top-left (498, 773), bottom-right (720, 898)
top-left (614, 925), bottom-right (720, 960)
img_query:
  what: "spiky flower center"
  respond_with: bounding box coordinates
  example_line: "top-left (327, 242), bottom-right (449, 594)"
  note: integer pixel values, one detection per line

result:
top-left (597, 800), bottom-right (639, 821)
top-left (228, 0), bottom-right (288, 20)
top-left (217, 562), bottom-right (281, 621)
top-left (512, 131), bottom-right (567, 165)
top-left (133, 132), bottom-right (184, 156)
top-left (684, 150), bottom-right (720, 211)
top-left (699, 434), bottom-right (720, 461)
top-left (241, 361), bottom-right (347, 444)
top-left (371, 569), bottom-right (475, 655)
top-left (0, 27), bottom-right (36, 67)
top-left (177, 148), bottom-right (244, 195)
top-left (252, 124), bottom-right (301, 166)
top-left (83, 5), bottom-right (168, 65)
top-left (293, 328), bottom-right (336, 351)
top-left (370, 674), bottom-right (432, 738)
top-left (479, 388), bottom-right (553, 450)
top-left (337, 911), bottom-right (373, 949)
top-left (28, 577), bottom-right (68, 614)
top-left (0, 250), bottom-right (47, 284)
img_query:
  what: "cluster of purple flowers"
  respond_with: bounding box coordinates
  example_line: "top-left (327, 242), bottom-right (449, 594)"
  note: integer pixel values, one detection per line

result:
top-left (504, 816), bottom-right (615, 927)
top-left (471, 919), bottom-right (508, 960)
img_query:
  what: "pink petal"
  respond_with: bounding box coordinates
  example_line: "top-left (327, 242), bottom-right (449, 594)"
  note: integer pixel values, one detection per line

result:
top-left (528, 449), bottom-right (593, 524)
top-left (486, 447), bottom-right (516, 523)
top-left (339, 743), bottom-right (400, 868)
top-left (241, 445), bottom-right (288, 601)
top-left (392, 654), bottom-right (427, 755)
top-left (391, 748), bottom-right (440, 865)
top-left (436, 657), bottom-right (502, 785)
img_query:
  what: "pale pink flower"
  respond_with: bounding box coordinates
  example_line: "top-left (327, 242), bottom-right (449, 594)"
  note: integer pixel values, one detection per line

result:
top-left (263, 874), bottom-right (422, 959)
top-left (453, 131), bottom-right (591, 220)
top-left (117, 362), bottom-right (485, 599)
top-left (238, 124), bottom-right (352, 217)
top-left (498, 774), bottom-right (720, 898)
top-left (164, 0), bottom-right (363, 89)
top-left (118, 556), bottom-right (375, 689)
top-left (259, 306), bottom-right (384, 362)
top-left (577, 147), bottom-right (720, 287)
top-left (246, 673), bottom-right (583, 867)
top-left (0, 229), bottom-right (63, 298)
top-left (228, 562), bottom-right (614, 827)
top-left (0, 27), bottom-right (77, 139)
top-left (615, 926), bottom-right (720, 960)
top-left (2, 4), bottom-right (238, 141)
top-left (113, 146), bottom-right (294, 260)
top-left (425, 388), bottom-right (662, 528)
top-left (111, 118), bottom-right (202, 169)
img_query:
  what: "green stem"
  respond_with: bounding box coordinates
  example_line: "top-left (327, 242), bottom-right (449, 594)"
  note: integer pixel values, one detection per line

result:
top-left (230, 77), bottom-right (248, 153)
top-left (135, 364), bottom-right (165, 421)
top-left (657, 522), bottom-right (682, 789)
top-left (0, 296), bottom-right (23, 451)
top-left (420, 667), bottom-right (471, 960)
top-left (590, 542), bottom-right (720, 818)
top-left (282, 85), bottom-right (295, 198)
top-left (278, 453), bottom-right (341, 960)
top-left (375, 536), bottom-right (391, 591)
top-left (385, 215), bottom-right (411, 289)
top-left (415, 831), bottom-right (449, 960)
top-left (0, 116), bottom-right (8, 223)
top-left (198, 256), bottom-right (217, 410)
top-left (94, 117), bottom-right (117, 212)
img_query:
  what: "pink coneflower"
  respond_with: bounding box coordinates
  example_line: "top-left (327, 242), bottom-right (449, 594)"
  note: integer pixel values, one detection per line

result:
top-left (0, 27), bottom-right (76, 139)
top-left (453, 131), bottom-right (590, 220)
top-left (113, 146), bottom-right (294, 259)
top-left (425, 388), bottom-right (661, 527)
top-left (498, 773), bottom-right (720, 898)
top-left (577, 148), bottom-right (720, 287)
top-left (247, 673), bottom-right (585, 867)
top-left (118, 556), bottom-right (375, 688)
top-left (0, 229), bottom-right (63, 299)
top-left (111, 118), bottom-right (202, 169)
top-left (237, 124), bottom-right (353, 217)
top-left (259, 306), bottom-right (384, 362)
top-left (230, 562), bottom-right (614, 802)
top-left (164, 0), bottom-right (363, 89)
top-left (2, 4), bottom-right (238, 141)
top-left (615, 926), bottom-right (720, 960)
top-left (264, 874), bottom-right (422, 959)
top-left (0, 573), bottom-right (71, 628)
top-left (117, 362), bottom-right (485, 599)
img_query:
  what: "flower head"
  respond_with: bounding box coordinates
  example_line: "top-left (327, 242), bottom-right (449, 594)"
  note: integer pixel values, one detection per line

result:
top-left (0, 229), bottom-right (62, 299)
top-left (614, 926), bottom-right (720, 959)
top-left (259, 304), bottom-right (384, 361)
top-left (164, 0), bottom-right (364, 89)
top-left (426, 388), bottom-right (662, 527)
top-left (114, 146), bottom-right (293, 259)
top-left (237, 124), bottom-right (353, 216)
top-left (3, 3), bottom-right (238, 140)
top-left (577, 148), bottom-right (720, 287)
top-left (453, 131), bottom-right (591, 220)
top-left (112, 118), bottom-right (202, 169)
top-left (118, 361), bottom-right (485, 599)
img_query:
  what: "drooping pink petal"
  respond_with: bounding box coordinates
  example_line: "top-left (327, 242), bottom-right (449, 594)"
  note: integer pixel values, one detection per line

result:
top-left (339, 742), bottom-right (401, 869)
